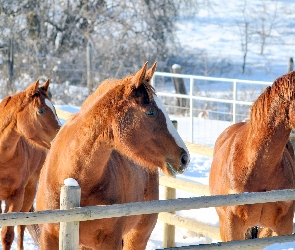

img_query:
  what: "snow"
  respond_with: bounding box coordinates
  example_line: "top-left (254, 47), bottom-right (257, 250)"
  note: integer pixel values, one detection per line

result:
top-left (63, 178), bottom-right (79, 187)
top-left (3, 0), bottom-right (295, 248)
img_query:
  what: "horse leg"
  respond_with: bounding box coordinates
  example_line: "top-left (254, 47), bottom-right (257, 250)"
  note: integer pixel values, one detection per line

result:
top-left (218, 208), bottom-right (247, 241)
top-left (272, 205), bottom-right (294, 236)
top-left (17, 175), bottom-right (39, 250)
top-left (39, 224), bottom-right (59, 250)
top-left (2, 191), bottom-right (25, 250)
top-left (122, 214), bottom-right (158, 250)
top-left (16, 226), bottom-right (25, 250)
top-left (258, 227), bottom-right (273, 238)
top-left (1, 226), bottom-right (15, 250)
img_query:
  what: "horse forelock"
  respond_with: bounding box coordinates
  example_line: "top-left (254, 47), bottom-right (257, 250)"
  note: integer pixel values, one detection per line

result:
top-left (142, 82), bottom-right (156, 103)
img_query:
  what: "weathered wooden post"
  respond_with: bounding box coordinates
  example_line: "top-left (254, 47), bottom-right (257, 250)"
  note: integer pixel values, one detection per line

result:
top-left (171, 64), bottom-right (188, 113)
top-left (287, 57), bottom-right (293, 73)
top-left (7, 37), bottom-right (14, 95)
top-left (162, 120), bottom-right (177, 248)
top-left (86, 42), bottom-right (93, 94)
top-left (59, 178), bottom-right (81, 250)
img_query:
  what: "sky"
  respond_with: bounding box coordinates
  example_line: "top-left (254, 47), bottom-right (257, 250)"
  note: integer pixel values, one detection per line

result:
top-left (3, 0), bottom-right (295, 249)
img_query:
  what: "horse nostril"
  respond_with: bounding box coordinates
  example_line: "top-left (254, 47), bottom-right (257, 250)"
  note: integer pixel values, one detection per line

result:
top-left (180, 153), bottom-right (189, 168)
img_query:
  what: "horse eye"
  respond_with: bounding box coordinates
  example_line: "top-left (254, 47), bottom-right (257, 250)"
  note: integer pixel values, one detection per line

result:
top-left (145, 108), bottom-right (157, 117)
top-left (38, 107), bottom-right (46, 115)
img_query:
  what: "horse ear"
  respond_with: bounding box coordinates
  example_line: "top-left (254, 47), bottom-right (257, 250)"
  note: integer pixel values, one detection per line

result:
top-left (145, 61), bottom-right (157, 84)
top-left (26, 79), bottom-right (40, 97)
top-left (132, 62), bottom-right (148, 88)
top-left (41, 78), bottom-right (50, 92)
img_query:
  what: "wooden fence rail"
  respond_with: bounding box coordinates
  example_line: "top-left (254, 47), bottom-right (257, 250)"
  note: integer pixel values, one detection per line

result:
top-left (159, 176), bottom-right (210, 196)
top-left (0, 187), bottom-right (295, 249)
top-left (158, 234), bottom-right (295, 250)
top-left (1, 189), bottom-right (295, 227)
top-left (158, 212), bottom-right (221, 241)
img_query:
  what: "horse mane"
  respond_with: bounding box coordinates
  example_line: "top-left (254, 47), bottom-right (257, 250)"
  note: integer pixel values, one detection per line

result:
top-left (249, 71), bottom-right (295, 126)
top-left (0, 92), bottom-right (26, 131)
top-left (78, 75), bottom-right (155, 115)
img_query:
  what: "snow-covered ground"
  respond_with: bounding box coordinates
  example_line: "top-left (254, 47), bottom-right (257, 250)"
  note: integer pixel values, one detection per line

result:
top-left (3, 0), bottom-right (295, 248)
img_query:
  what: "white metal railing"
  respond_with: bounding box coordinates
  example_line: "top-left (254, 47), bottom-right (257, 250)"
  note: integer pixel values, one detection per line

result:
top-left (151, 72), bottom-right (272, 143)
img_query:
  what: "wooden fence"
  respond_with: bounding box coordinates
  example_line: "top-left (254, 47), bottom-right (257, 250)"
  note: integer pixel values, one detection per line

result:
top-left (1, 186), bottom-right (295, 249)
top-left (7, 108), bottom-right (290, 249)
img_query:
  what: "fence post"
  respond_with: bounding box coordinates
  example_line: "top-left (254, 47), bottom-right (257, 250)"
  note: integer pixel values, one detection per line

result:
top-left (162, 121), bottom-right (177, 248)
top-left (59, 178), bottom-right (81, 250)
top-left (287, 57), bottom-right (293, 72)
top-left (171, 64), bottom-right (188, 113)
top-left (7, 37), bottom-right (14, 95)
top-left (86, 42), bottom-right (93, 94)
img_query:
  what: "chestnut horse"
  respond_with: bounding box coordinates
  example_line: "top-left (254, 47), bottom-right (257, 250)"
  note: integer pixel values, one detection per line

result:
top-left (0, 79), bottom-right (61, 250)
top-left (209, 71), bottom-right (295, 241)
top-left (34, 62), bottom-right (190, 249)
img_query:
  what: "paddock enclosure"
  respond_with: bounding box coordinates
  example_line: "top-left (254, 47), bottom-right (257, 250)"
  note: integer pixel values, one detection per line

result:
top-left (2, 72), bottom-right (295, 249)
top-left (1, 136), bottom-right (295, 249)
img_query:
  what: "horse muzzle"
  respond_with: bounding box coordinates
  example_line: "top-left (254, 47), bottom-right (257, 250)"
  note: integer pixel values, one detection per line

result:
top-left (165, 152), bottom-right (190, 176)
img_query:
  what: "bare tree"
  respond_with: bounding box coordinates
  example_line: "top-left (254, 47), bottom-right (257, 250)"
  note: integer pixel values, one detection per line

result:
top-left (234, 0), bottom-right (253, 74)
top-left (228, 0), bottom-right (289, 73)
top-left (0, 0), bottom-right (188, 93)
top-left (251, 0), bottom-right (282, 55)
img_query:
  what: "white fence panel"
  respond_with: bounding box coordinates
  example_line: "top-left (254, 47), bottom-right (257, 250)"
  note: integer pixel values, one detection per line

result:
top-left (151, 72), bottom-right (272, 144)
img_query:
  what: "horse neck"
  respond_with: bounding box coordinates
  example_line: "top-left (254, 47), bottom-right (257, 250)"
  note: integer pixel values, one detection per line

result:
top-left (64, 107), bottom-right (116, 183)
top-left (0, 92), bottom-right (29, 162)
top-left (248, 97), bottom-right (291, 161)
top-left (0, 112), bottom-right (22, 162)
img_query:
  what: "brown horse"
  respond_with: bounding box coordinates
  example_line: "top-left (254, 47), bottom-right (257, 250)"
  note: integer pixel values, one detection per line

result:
top-left (34, 62), bottom-right (190, 249)
top-left (0, 79), bottom-right (61, 250)
top-left (209, 71), bottom-right (295, 242)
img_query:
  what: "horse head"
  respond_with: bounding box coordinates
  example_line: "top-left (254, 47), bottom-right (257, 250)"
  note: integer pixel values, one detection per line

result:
top-left (16, 79), bottom-right (61, 149)
top-left (112, 62), bottom-right (190, 176)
